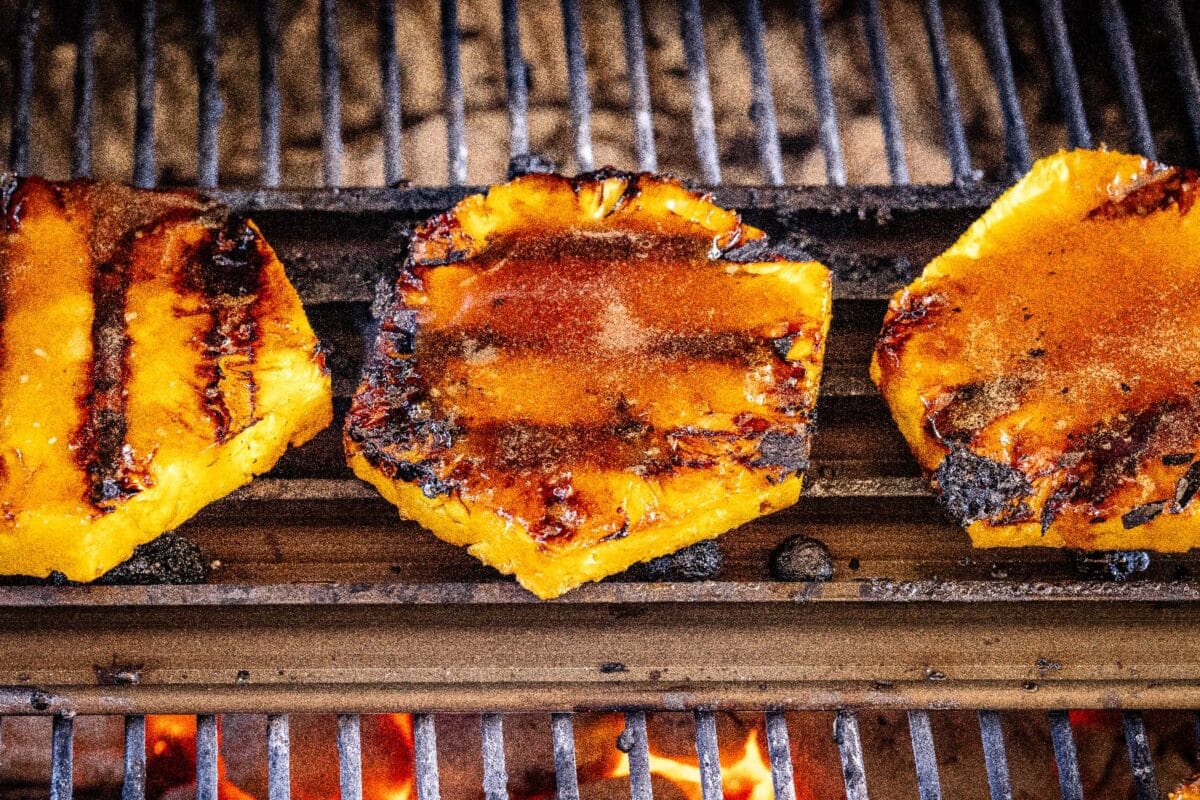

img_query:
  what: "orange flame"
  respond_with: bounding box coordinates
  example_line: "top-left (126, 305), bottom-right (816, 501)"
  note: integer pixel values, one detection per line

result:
top-left (610, 729), bottom-right (797, 800)
top-left (145, 715), bottom-right (255, 800)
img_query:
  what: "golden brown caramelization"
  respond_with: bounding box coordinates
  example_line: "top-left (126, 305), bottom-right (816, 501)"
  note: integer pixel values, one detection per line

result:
top-left (0, 176), bottom-right (332, 580)
top-left (346, 171), bottom-right (831, 598)
top-left (1173, 775), bottom-right (1200, 800)
top-left (872, 149), bottom-right (1200, 551)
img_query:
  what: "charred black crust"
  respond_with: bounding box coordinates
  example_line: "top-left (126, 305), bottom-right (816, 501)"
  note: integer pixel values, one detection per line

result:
top-left (752, 429), bottom-right (812, 475)
top-left (1086, 166), bottom-right (1200, 220)
top-left (720, 237), bottom-right (814, 264)
top-left (1121, 500), bottom-right (1166, 530)
top-left (933, 448), bottom-right (1034, 527)
top-left (1162, 452), bottom-right (1195, 466)
top-left (1175, 461), bottom-right (1200, 511)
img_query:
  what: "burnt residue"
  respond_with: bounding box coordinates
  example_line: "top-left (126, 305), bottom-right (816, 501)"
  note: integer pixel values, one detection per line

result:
top-left (94, 658), bottom-right (143, 686)
top-left (770, 535), bottom-right (834, 581)
top-left (1086, 167), bottom-right (1200, 220)
top-left (621, 539), bottom-right (723, 582)
top-left (752, 429), bottom-right (812, 475)
top-left (874, 292), bottom-right (946, 371)
top-left (933, 448), bottom-right (1034, 526)
top-left (1072, 550), bottom-right (1151, 582)
top-left (1122, 500), bottom-right (1166, 529)
top-left (926, 377), bottom-right (1026, 447)
top-left (1162, 453), bottom-right (1195, 466)
top-left (1175, 462), bottom-right (1200, 512)
top-left (96, 532), bottom-right (207, 584)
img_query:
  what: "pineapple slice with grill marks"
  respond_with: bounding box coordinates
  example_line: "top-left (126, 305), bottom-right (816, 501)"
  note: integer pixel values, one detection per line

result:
top-left (0, 176), bottom-right (332, 580)
top-left (345, 171), bottom-right (831, 599)
top-left (872, 149), bottom-right (1200, 551)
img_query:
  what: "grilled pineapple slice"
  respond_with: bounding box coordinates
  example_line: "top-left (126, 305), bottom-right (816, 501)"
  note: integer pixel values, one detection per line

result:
top-left (872, 149), bottom-right (1200, 551)
top-left (0, 176), bottom-right (332, 580)
top-left (346, 171), bottom-right (831, 598)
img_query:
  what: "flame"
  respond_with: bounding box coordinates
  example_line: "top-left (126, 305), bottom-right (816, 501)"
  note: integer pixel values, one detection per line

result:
top-left (610, 728), bottom-right (791, 800)
top-left (145, 715), bottom-right (255, 800)
top-left (367, 714), bottom-right (416, 800)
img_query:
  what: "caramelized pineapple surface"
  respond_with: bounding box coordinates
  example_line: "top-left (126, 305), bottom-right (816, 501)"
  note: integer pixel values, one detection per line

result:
top-left (872, 149), bottom-right (1200, 551)
top-left (0, 176), bottom-right (332, 580)
top-left (346, 171), bottom-right (831, 598)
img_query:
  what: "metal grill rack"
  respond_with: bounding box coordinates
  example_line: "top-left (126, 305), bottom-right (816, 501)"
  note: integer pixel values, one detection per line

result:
top-left (3, 1), bottom-right (1200, 800)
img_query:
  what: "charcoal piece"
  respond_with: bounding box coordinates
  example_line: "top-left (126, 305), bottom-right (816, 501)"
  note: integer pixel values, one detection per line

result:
top-left (770, 535), bottom-right (834, 581)
top-left (621, 540), bottom-right (723, 582)
top-left (507, 152), bottom-right (557, 178)
top-left (1072, 550), bottom-right (1151, 582)
top-left (96, 533), bottom-right (208, 585)
top-left (933, 448), bottom-right (1033, 525)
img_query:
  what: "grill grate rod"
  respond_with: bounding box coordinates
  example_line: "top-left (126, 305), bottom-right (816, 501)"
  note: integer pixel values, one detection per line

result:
top-left (414, 713), bottom-right (442, 800)
top-left (977, 711), bottom-right (1013, 800)
top-left (1123, 711), bottom-right (1160, 800)
top-left (798, 0), bottom-right (846, 185)
top-left (1037, 0), bottom-right (1091, 150)
top-left (908, 710), bottom-right (943, 800)
top-left (337, 714), bottom-right (363, 800)
top-left (551, 713), bottom-right (581, 800)
top-left (70, 0), bottom-right (97, 179)
top-left (267, 714), bottom-right (291, 800)
top-left (501, 0), bottom-right (529, 161)
top-left (738, 0), bottom-right (785, 186)
top-left (1048, 711), bottom-right (1084, 800)
top-left (378, 0), bottom-right (403, 186)
top-left (693, 710), bottom-right (723, 800)
top-left (196, 714), bottom-right (219, 800)
top-left (9, 0), bottom-right (38, 176)
top-left (978, 0), bottom-right (1031, 176)
top-left (560, 0), bottom-right (594, 172)
top-left (860, 0), bottom-right (908, 184)
top-left (133, 0), bottom-right (156, 187)
top-left (196, 0), bottom-right (220, 189)
top-left (679, 0), bottom-right (721, 185)
top-left (834, 710), bottom-right (869, 800)
top-left (1099, 0), bottom-right (1155, 160)
top-left (257, 0), bottom-right (282, 187)
top-left (440, 0), bottom-right (467, 184)
top-left (50, 713), bottom-right (74, 800)
top-left (481, 713), bottom-right (510, 800)
top-left (620, 0), bottom-right (657, 172)
top-left (1164, 0), bottom-right (1200, 158)
top-left (122, 715), bottom-right (146, 800)
top-left (764, 711), bottom-right (797, 800)
top-left (319, 0), bottom-right (343, 187)
top-left (921, 0), bottom-right (973, 184)
top-left (621, 710), bottom-right (654, 800)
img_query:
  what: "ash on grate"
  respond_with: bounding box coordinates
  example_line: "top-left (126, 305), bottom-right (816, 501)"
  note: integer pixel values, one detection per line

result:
top-left (0, 533), bottom-right (207, 586)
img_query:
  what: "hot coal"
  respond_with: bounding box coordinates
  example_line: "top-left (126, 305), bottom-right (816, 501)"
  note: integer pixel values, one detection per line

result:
top-left (770, 535), bottom-right (834, 581)
top-left (620, 540), bottom-right (723, 582)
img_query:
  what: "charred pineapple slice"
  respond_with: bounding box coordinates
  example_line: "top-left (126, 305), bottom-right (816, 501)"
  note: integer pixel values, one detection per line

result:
top-left (0, 176), bottom-right (332, 580)
top-left (872, 149), bottom-right (1200, 551)
top-left (346, 171), bottom-right (831, 598)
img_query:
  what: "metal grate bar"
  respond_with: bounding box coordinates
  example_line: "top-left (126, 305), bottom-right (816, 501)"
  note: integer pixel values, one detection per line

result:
top-left (266, 714), bottom-right (290, 800)
top-left (414, 713), bottom-right (442, 800)
top-left (133, 0), bottom-right (156, 187)
top-left (693, 710), bottom-right (722, 800)
top-left (679, 0), bottom-right (721, 185)
top-left (551, 713), bottom-right (581, 800)
top-left (764, 711), bottom-right (796, 800)
top-left (122, 715), bottom-right (146, 800)
top-left (620, 0), bottom-right (656, 172)
top-left (622, 711), bottom-right (654, 800)
top-left (908, 710), bottom-right (943, 800)
top-left (70, 0), bottom-right (98, 179)
top-left (1164, 0), bottom-right (1200, 157)
top-left (978, 0), bottom-right (1031, 175)
top-left (738, 0), bottom-right (784, 185)
top-left (1038, 0), bottom-right (1091, 149)
top-left (481, 714), bottom-right (509, 800)
top-left (560, 0), bottom-right (594, 172)
top-left (921, 0), bottom-right (972, 183)
top-left (501, 0), bottom-right (529, 160)
top-left (378, 0), bottom-right (403, 186)
top-left (799, 0), bottom-right (846, 185)
top-left (1194, 711), bottom-right (1200, 764)
top-left (1123, 711), bottom-right (1160, 800)
top-left (834, 710), bottom-right (868, 800)
top-left (50, 713), bottom-right (74, 800)
top-left (9, 0), bottom-right (38, 176)
top-left (1099, 0), bottom-right (1155, 159)
top-left (196, 0), bottom-right (220, 189)
top-left (337, 714), bottom-right (363, 800)
top-left (977, 711), bottom-right (1013, 800)
top-left (440, 0), bottom-right (467, 184)
top-left (1047, 711), bottom-right (1084, 800)
top-left (257, 0), bottom-right (281, 187)
top-left (860, 0), bottom-right (907, 184)
top-left (196, 715), bottom-right (219, 800)
top-left (319, 0), bottom-right (343, 187)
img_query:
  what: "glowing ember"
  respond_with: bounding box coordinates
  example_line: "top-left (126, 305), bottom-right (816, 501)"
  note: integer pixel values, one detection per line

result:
top-left (611, 729), bottom-right (797, 800)
top-left (145, 715), bottom-right (255, 800)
